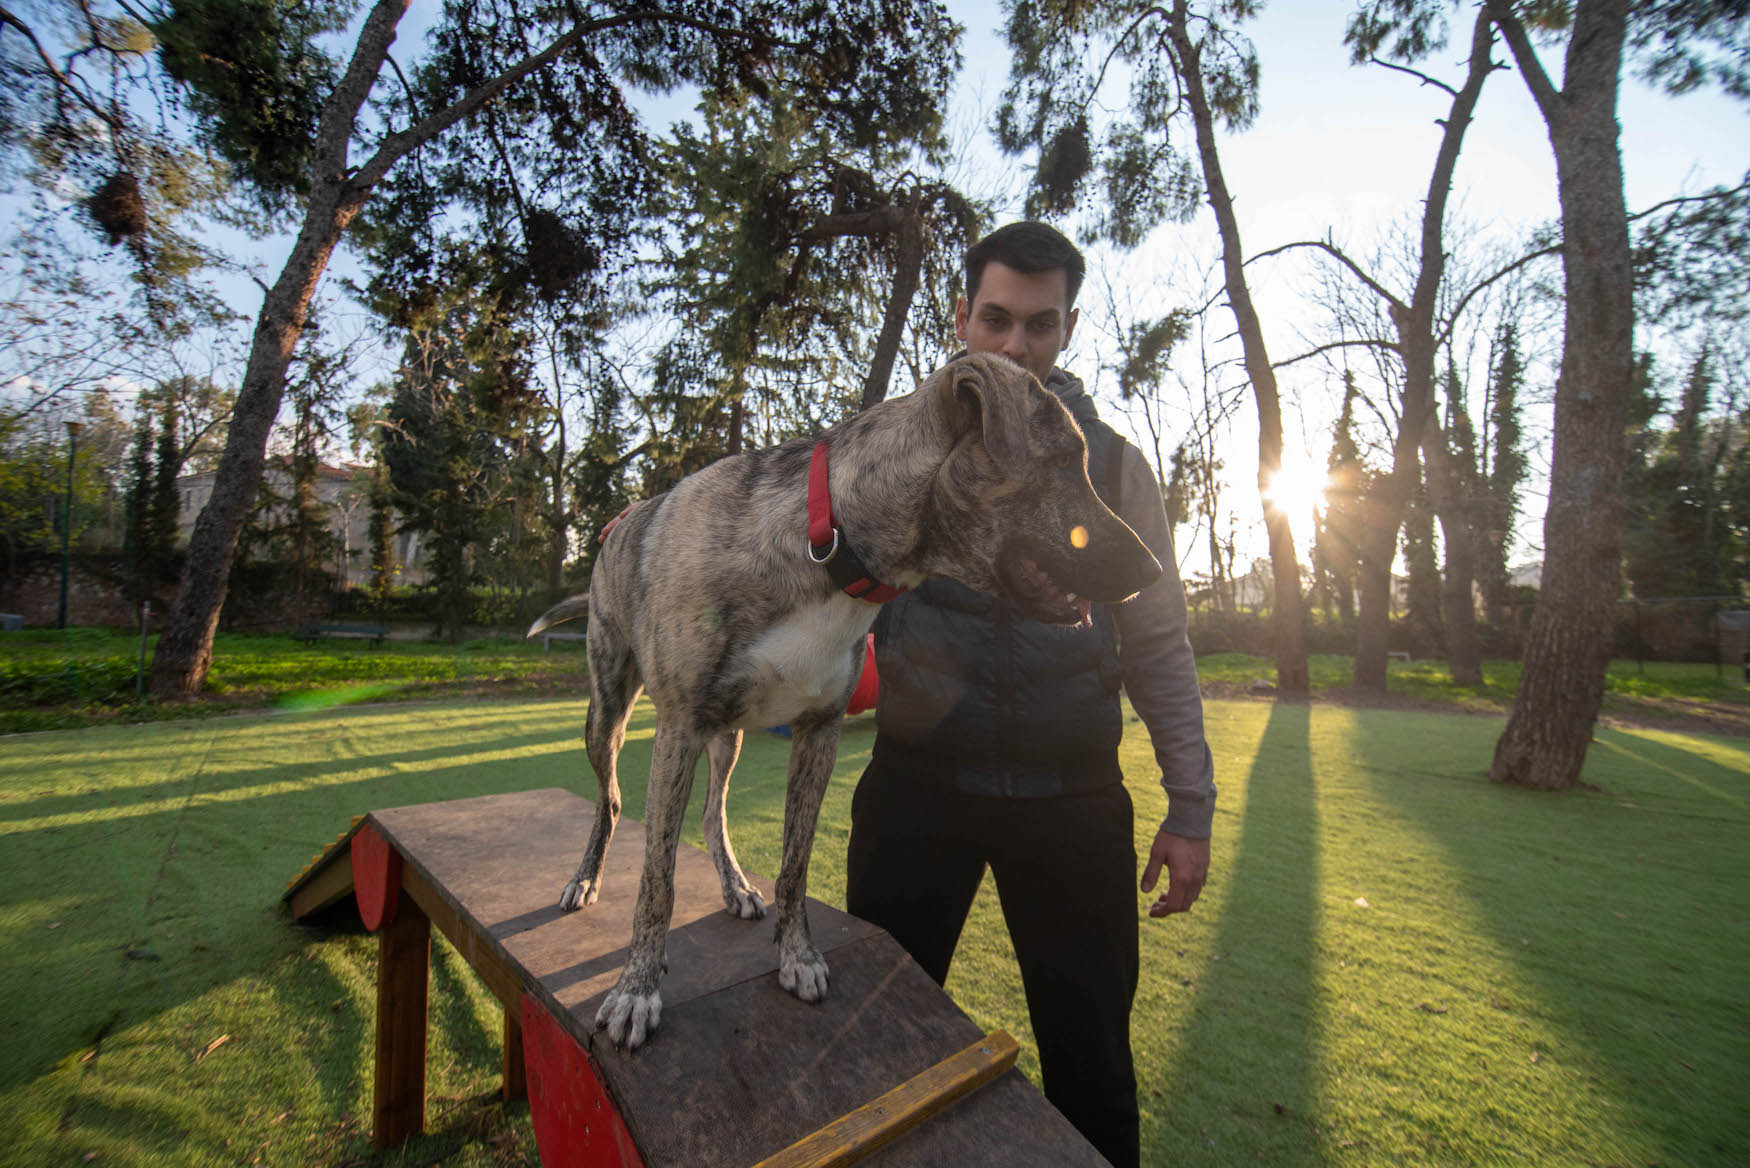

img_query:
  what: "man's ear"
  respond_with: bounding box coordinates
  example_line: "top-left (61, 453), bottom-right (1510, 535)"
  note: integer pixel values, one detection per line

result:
top-left (937, 355), bottom-right (1031, 481)
top-left (1062, 305), bottom-right (1079, 351)
top-left (953, 296), bottom-right (971, 344)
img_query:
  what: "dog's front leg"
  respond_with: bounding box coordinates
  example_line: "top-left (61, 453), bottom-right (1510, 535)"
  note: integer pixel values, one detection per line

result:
top-left (595, 723), bottom-right (703, 1049)
top-left (771, 711), bottom-right (843, 1003)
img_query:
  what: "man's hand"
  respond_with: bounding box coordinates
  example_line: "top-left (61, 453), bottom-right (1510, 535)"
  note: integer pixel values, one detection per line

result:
top-left (1140, 831), bottom-right (1210, 918)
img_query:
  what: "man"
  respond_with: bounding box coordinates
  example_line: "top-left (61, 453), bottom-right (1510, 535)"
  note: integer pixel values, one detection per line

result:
top-left (845, 221), bottom-right (1215, 1168)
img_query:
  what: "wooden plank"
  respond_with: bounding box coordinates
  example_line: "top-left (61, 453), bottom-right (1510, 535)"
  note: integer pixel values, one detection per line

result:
top-left (583, 933), bottom-right (1104, 1168)
top-left (400, 861), bottom-right (522, 1009)
top-left (283, 816), bottom-right (364, 919)
top-left (502, 1010), bottom-right (526, 1102)
top-left (752, 1031), bottom-right (1019, 1168)
top-left (286, 849), bottom-right (356, 921)
top-left (372, 896), bottom-right (430, 1149)
top-left (347, 790), bottom-right (1105, 1167)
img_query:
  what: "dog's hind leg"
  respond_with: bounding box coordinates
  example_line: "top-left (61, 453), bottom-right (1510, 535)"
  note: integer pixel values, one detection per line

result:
top-left (770, 710), bottom-right (844, 1004)
top-left (703, 729), bottom-right (766, 920)
top-left (560, 636), bottom-right (641, 912)
top-left (596, 721), bottom-right (704, 1048)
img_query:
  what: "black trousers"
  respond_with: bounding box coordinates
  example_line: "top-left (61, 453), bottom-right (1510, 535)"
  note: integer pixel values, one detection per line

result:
top-left (845, 758), bottom-right (1141, 1168)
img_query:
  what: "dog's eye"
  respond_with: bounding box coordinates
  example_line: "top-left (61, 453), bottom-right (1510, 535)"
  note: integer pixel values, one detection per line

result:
top-left (1054, 452), bottom-right (1075, 471)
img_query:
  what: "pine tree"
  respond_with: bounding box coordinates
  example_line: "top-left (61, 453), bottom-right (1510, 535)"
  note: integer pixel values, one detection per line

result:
top-left (368, 456), bottom-right (394, 613)
top-left (1401, 471), bottom-right (1443, 653)
top-left (1478, 323), bottom-right (1526, 625)
top-left (149, 397), bottom-right (181, 594)
top-left (127, 402), bottom-right (156, 602)
top-left (1317, 372), bottom-right (1368, 624)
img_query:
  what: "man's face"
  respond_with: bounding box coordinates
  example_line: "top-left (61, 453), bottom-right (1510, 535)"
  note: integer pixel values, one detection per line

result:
top-left (954, 261), bottom-right (1079, 386)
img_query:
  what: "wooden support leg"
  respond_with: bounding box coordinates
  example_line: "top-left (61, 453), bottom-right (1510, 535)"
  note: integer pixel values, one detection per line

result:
top-left (502, 1009), bottom-right (527, 1102)
top-left (372, 897), bottom-right (430, 1149)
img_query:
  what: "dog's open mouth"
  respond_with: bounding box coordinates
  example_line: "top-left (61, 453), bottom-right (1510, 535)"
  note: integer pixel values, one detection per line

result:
top-left (998, 547), bottom-right (1092, 627)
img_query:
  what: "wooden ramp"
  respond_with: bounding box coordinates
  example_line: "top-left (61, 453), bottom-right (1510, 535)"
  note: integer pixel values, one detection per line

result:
top-left (284, 787), bottom-right (1106, 1168)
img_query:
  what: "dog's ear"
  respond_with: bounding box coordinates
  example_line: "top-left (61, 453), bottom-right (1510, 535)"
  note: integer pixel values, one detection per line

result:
top-left (937, 356), bottom-right (1032, 481)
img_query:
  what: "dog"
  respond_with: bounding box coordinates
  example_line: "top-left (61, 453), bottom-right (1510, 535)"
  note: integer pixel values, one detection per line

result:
top-left (528, 352), bottom-right (1162, 1049)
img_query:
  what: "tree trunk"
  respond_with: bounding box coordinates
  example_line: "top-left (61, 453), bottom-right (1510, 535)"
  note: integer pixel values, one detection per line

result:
top-left (1168, 1), bottom-right (1307, 697)
top-left (1352, 523), bottom-right (1395, 690)
top-left (1422, 414), bottom-right (1484, 684)
top-left (1487, 0), bottom-right (1633, 789)
top-left (150, 0), bottom-right (410, 695)
top-left (861, 208), bottom-right (925, 409)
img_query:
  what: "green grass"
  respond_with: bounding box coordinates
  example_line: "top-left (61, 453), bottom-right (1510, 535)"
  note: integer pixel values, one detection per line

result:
top-left (1, 696), bottom-right (1745, 1166)
top-left (1196, 650), bottom-right (1750, 722)
top-left (0, 630), bottom-right (587, 733)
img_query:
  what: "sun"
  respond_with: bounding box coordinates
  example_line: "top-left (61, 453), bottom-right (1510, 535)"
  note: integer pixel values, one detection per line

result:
top-left (1261, 454), bottom-right (1328, 551)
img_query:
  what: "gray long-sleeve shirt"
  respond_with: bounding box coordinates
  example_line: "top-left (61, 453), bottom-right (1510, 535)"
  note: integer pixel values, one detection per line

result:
top-left (1050, 369), bottom-right (1217, 839)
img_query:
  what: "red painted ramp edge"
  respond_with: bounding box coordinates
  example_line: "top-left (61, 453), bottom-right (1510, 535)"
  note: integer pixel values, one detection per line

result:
top-left (350, 820), bottom-right (402, 932)
top-left (522, 992), bottom-right (646, 1168)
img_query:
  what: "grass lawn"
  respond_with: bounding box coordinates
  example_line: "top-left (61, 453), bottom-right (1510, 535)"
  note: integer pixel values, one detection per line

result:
top-left (1196, 651), bottom-right (1750, 732)
top-left (1, 694), bottom-right (1745, 1166)
top-left (0, 630), bottom-right (587, 733)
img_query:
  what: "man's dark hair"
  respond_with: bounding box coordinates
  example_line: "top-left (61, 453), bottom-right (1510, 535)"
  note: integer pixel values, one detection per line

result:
top-left (964, 221), bottom-right (1086, 309)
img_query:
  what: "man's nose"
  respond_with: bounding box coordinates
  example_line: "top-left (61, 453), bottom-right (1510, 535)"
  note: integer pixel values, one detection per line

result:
top-left (1001, 325), bottom-right (1028, 362)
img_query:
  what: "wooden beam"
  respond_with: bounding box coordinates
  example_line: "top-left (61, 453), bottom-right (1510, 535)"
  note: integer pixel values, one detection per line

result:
top-left (751, 1031), bottom-right (1021, 1168)
top-left (502, 1009), bottom-right (527, 1102)
top-left (371, 897), bottom-right (430, 1149)
top-left (399, 862), bottom-right (523, 1009)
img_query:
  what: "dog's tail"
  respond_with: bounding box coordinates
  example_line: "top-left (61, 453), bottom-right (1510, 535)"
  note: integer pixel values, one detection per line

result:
top-left (527, 593), bottom-right (590, 639)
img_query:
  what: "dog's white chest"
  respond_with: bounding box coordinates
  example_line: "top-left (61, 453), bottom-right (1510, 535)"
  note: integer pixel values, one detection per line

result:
top-left (736, 595), bottom-right (879, 729)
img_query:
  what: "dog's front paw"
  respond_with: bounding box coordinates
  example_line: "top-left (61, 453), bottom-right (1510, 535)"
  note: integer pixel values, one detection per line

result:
top-left (778, 945), bottom-right (830, 1003)
top-left (725, 885), bottom-right (767, 920)
top-left (558, 877), bottom-right (599, 912)
top-left (595, 986), bottom-right (662, 1049)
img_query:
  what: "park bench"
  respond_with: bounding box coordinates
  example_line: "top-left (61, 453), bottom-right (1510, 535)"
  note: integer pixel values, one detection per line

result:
top-left (293, 622), bottom-right (389, 647)
top-left (284, 788), bottom-right (1103, 1167)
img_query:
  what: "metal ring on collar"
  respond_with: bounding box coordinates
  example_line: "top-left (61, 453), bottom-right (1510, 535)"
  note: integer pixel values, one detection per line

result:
top-left (808, 528), bottom-right (840, 564)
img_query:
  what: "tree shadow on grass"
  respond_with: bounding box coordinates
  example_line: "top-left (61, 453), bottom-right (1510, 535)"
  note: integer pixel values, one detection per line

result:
top-left (1346, 708), bottom-right (1750, 1168)
top-left (0, 696), bottom-right (807, 1104)
top-left (1151, 701), bottom-right (1323, 1165)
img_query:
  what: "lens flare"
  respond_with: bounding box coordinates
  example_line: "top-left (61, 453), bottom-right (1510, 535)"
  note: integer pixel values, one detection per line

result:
top-left (1070, 525), bottom-right (1089, 549)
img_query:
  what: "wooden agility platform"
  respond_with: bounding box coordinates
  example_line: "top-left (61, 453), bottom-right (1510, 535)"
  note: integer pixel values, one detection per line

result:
top-left (283, 788), bottom-right (1106, 1167)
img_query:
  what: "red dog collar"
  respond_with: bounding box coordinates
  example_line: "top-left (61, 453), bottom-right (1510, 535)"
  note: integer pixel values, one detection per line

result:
top-left (808, 441), bottom-right (907, 604)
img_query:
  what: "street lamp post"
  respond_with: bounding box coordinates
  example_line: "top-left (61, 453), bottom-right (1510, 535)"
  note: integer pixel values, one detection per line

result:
top-left (57, 420), bottom-right (83, 629)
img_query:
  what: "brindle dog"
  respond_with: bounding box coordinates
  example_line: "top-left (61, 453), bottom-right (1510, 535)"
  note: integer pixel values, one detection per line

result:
top-left (528, 352), bottom-right (1161, 1049)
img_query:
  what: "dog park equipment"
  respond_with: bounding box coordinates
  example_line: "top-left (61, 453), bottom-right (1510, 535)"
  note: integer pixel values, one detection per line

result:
top-left (284, 788), bottom-right (1104, 1167)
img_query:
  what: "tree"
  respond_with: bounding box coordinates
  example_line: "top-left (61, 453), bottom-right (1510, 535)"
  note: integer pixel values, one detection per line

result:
top-left (115, 0), bottom-right (952, 694)
top-left (1486, 0), bottom-right (1648, 788)
top-left (1400, 468), bottom-right (1442, 650)
top-left (993, 0), bottom-right (1310, 695)
top-left (1419, 355), bottom-right (1484, 681)
top-left (149, 393), bottom-right (181, 588)
top-left (1477, 322), bottom-right (1527, 625)
top-left (1343, 0), bottom-right (1747, 787)
top-left (1267, 6), bottom-right (1497, 689)
top-left (1316, 371), bottom-right (1371, 625)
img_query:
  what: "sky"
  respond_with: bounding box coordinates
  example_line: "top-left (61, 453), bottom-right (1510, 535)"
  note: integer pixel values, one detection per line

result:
top-left (938, 1), bottom-right (1748, 575)
top-left (8, 0), bottom-right (1747, 581)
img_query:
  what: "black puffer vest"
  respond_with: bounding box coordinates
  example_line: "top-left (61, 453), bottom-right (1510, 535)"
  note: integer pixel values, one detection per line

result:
top-left (871, 379), bottom-right (1129, 797)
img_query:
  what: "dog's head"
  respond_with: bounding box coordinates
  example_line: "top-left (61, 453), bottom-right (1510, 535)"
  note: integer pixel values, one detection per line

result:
top-left (920, 353), bottom-right (1162, 624)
